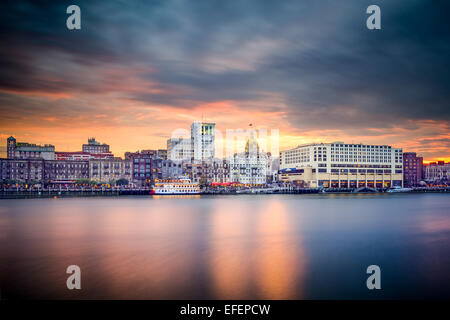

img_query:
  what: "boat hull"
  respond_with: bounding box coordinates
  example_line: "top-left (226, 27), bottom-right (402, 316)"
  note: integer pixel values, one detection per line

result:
top-left (151, 190), bottom-right (201, 195)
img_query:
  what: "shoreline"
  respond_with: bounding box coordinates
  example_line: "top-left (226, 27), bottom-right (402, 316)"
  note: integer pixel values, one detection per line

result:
top-left (0, 187), bottom-right (449, 199)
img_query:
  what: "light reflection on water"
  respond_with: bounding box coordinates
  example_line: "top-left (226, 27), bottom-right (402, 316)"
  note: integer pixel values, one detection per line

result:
top-left (0, 193), bottom-right (449, 299)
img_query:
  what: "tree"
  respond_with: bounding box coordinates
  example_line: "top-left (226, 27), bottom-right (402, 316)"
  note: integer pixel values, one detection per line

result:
top-left (75, 178), bottom-right (90, 185)
top-left (116, 178), bottom-right (129, 186)
top-left (198, 176), bottom-right (209, 188)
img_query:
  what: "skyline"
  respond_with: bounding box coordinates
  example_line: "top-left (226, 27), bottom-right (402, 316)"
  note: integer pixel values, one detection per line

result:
top-left (1, 0), bottom-right (449, 162)
top-left (1, 124), bottom-right (447, 164)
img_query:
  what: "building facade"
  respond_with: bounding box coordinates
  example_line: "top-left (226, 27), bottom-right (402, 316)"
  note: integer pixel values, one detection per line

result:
top-left (1, 159), bottom-right (45, 183)
top-left (125, 151), bottom-right (158, 185)
top-left (43, 160), bottom-right (89, 183)
top-left (229, 154), bottom-right (271, 185)
top-left (167, 138), bottom-right (193, 162)
top-left (183, 159), bottom-right (230, 184)
top-left (279, 142), bottom-right (403, 188)
top-left (1, 158), bottom-right (134, 185)
top-left (403, 152), bottom-right (423, 187)
top-left (229, 134), bottom-right (271, 185)
top-left (423, 161), bottom-right (450, 184)
top-left (89, 158), bottom-right (132, 183)
top-left (191, 122), bottom-right (215, 161)
top-left (7, 136), bottom-right (55, 160)
top-left (161, 159), bottom-right (183, 180)
top-left (1, 159), bottom-right (89, 184)
top-left (201, 159), bottom-right (230, 184)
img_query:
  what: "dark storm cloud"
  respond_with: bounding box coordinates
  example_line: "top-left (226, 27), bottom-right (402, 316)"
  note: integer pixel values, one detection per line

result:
top-left (0, 0), bottom-right (449, 130)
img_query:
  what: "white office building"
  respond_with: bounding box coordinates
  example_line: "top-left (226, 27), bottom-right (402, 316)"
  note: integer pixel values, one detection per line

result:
top-left (279, 142), bottom-right (403, 188)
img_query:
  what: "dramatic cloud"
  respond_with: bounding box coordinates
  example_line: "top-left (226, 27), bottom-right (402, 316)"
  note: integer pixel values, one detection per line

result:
top-left (0, 0), bottom-right (449, 160)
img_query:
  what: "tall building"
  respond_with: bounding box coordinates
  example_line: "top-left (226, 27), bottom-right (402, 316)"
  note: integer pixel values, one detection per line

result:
top-left (279, 142), bottom-right (403, 188)
top-left (7, 136), bottom-right (55, 160)
top-left (191, 122), bottom-right (215, 161)
top-left (82, 138), bottom-right (110, 154)
top-left (403, 152), bottom-right (423, 187)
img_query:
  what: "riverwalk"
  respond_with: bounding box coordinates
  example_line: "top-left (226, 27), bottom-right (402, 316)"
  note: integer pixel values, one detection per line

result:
top-left (0, 186), bottom-right (449, 199)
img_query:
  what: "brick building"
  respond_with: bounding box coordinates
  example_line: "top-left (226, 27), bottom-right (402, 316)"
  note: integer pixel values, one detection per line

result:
top-left (403, 152), bottom-right (423, 187)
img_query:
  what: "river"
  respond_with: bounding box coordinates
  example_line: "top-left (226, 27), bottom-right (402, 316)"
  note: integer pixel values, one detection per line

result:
top-left (0, 193), bottom-right (449, 299)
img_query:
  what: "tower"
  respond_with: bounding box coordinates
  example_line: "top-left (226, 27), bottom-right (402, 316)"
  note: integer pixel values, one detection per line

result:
top-left (7, 136), bottom-right (16, 159)
top-left (191, 122), bottom-right (215, 161)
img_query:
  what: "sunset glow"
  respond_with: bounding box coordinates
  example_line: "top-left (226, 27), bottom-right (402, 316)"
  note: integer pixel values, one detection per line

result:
top-left (0, 1), bottom-right (448, 162)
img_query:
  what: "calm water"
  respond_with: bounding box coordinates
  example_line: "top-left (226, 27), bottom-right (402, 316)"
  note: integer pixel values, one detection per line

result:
top-left (0, 193), bottom-right (449, 300)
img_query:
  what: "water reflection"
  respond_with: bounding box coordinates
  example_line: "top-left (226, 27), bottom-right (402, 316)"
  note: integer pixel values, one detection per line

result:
top-left (207, 198), bottom-right (305, 299)
top-left (0, 194), bottom-right (449, 299)
top-left (254, 201), bottom-right (305, 299)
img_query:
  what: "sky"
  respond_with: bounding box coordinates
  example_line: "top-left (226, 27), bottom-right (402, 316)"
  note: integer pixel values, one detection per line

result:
top-left (0, 0), bottom-right (449, 162)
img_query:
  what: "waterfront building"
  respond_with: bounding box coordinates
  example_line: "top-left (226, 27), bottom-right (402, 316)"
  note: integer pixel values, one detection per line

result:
top-left (423, 161), bottom-right (450, 184)
top-left (230, 154), bottom-right (271, 185)
top-left (229, 132), bottom-right (271, 185)
top-left (279, 142), bottom-right (403, 188)
top-left (82, 137), bottom-right (111, 154)
top-left (161, 159), bottom-right (183, 179)
top-left (191, 122), bottom-right (215, 161)
top-left (403, 152), bottom-right (423, 187)
top-left (201, 159), bottom-right (230, 184)
top-left (0, 158), bottom-right (45, 183)
top-left (88, 158), bottom-right (132, 183)
top-left (7, 136), bottom-right (55, 160)
top-left (125, 150), bottom-right (162, 185)
top-left (0, 158), bottom-right (89, 184)
top-left (182, 161), bottom-right (203, 183)
top-left (42, 160), bottom-right (89, 183)
top-left (270, 157), bottom-right (280, 183)
top-left (1, 157), bottom-right (133, 185)
top-left (183, 159), bottom-right (230, 184)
